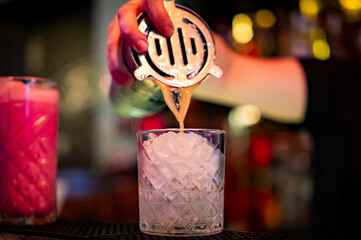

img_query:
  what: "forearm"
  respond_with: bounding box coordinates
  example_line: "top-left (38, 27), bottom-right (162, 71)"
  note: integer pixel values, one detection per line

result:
top-left (195, 48), bottom-right (307, 124)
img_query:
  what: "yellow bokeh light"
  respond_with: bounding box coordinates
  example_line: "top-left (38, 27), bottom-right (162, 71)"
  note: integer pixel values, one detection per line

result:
top-left (299, 0), bottom-right (320, 17)
top-left (313, 39), bottom-right (330, 60)
top-left (339, 0), bottom-right (361, 10)
top-left (255, 9), bottom-right (276, 28)
top-left (228, 105), bottom-right (261, 131)
top-left (233, 13), bottom-right (253, 26)
top-left (233, 24), bottom-right (254, 44)
top-left (232, 13), bottom-right (254, 44)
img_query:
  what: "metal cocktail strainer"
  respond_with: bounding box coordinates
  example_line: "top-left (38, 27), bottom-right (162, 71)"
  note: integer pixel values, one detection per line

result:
top-left (124, 0), bottom-right (223, 87)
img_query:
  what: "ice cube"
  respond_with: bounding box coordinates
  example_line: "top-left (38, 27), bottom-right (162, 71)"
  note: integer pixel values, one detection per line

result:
top-left (142, 131), bottom-right (221, 188)
top-left (143, 163), bottom-right (168, 189)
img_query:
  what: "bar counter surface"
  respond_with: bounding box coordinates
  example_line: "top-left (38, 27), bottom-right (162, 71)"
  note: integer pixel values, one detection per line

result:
top-left (0, 218), bottom-right (343, 240)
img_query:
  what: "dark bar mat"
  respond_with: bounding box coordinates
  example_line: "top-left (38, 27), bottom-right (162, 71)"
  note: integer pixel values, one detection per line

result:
top-left (0, 219), bottom-right (335, 240)
top-left (0, 219), bottom-right (133, 239)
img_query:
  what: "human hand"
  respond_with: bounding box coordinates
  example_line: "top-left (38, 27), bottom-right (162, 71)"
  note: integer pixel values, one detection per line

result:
top-left (107, 0), bottom-right (174, 85)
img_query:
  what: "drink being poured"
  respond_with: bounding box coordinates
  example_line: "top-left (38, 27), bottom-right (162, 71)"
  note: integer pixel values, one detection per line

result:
top-left (128, 1), bottom-right (226, 236)
top-left (137, 128), bottom-right (226, 236)
top-left (154, 81), bottom-right (198, 129)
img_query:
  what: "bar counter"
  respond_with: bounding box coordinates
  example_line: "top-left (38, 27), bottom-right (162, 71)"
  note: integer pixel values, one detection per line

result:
top-left (0, 218), bottom-right (339, 240)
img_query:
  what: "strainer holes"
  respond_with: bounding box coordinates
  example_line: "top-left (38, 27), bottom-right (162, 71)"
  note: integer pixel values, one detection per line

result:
top-left (131, 48), bottom-right (142, 66)
top-left (191, 38), bottom-right (197, 55)
top-left (177, 27), bottom-right (188, 65)
top-left (166, 37), bottom-right (175, 65)
top-left (155, 38), bottom-right (162, 56)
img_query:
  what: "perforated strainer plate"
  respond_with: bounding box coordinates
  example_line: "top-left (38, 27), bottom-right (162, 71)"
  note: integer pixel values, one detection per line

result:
top-left (124, 0), bottom-right (222, 87)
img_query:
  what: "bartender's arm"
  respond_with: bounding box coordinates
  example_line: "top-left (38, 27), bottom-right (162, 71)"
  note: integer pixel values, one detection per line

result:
top-left (108, 0), bottom-right (307, 123)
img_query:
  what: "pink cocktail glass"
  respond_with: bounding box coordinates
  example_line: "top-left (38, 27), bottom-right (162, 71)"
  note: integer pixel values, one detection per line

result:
top-left (0, 76), bottom-right (58, 225)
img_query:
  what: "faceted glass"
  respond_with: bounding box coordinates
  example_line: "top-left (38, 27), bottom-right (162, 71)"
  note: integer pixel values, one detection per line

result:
top-left (137, 129), bottom-right (226, 236)
top-left (0, 76), bottom-right (58, 225)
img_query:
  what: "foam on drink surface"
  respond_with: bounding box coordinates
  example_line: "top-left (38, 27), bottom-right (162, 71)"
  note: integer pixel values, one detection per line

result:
top-left (0, 80), bottom-right (58, 103)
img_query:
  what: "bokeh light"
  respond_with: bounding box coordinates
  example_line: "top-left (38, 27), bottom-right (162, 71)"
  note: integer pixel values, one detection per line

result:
top-left (255, 9), bottom-right (276, 28)
top-left (312, 39), bottom-right (331, 60)
top-left (339, 0), bottom-right (361, 10)
top-left (232, 13), bottom-right (254, 44)
top-left (339, 0), bottom-right (361, 21)
top-left (299, 0), bottom-right (320, 18)
top-left (228, 105), bottom-right (261, 132)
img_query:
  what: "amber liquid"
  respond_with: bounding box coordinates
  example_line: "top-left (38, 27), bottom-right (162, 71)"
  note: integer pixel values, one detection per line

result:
top-left (154, 80), bottom-right (198, 129)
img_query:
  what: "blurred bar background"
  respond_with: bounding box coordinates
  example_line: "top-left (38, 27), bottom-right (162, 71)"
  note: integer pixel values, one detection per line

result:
top-left (1, 0), bottom-right (360, 235)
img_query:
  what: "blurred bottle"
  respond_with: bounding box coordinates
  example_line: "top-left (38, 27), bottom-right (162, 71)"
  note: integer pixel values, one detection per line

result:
top-left (109, 77), bottom-right (165, 118)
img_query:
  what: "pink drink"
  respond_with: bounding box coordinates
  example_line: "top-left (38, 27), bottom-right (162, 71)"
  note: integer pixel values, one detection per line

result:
top-left (0, 77), bottom-right (58, 225)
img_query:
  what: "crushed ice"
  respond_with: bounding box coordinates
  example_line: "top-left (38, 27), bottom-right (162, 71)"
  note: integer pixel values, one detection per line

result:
top-left (141, 131), bottom-right (220, 189)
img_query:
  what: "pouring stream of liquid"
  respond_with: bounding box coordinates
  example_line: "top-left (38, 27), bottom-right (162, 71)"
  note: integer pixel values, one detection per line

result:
top-left (154, 80), bottom-right (198, 129)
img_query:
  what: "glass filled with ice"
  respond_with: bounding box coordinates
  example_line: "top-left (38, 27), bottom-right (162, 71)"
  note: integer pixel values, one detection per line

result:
top-left (137, 129), bottom-right (226, 236)
top-left (0, 76), bottom-right (58, 225)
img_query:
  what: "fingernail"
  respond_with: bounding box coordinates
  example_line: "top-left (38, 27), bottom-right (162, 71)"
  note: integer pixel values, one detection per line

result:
top-left (134, 39), bottom-right (148, 53)
top-left (164, 25), bottom-right (174, 37)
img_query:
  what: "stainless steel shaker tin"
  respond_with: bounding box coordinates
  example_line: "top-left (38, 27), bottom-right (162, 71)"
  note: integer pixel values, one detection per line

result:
top-left (123, 0), bottom-right (223, 88)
